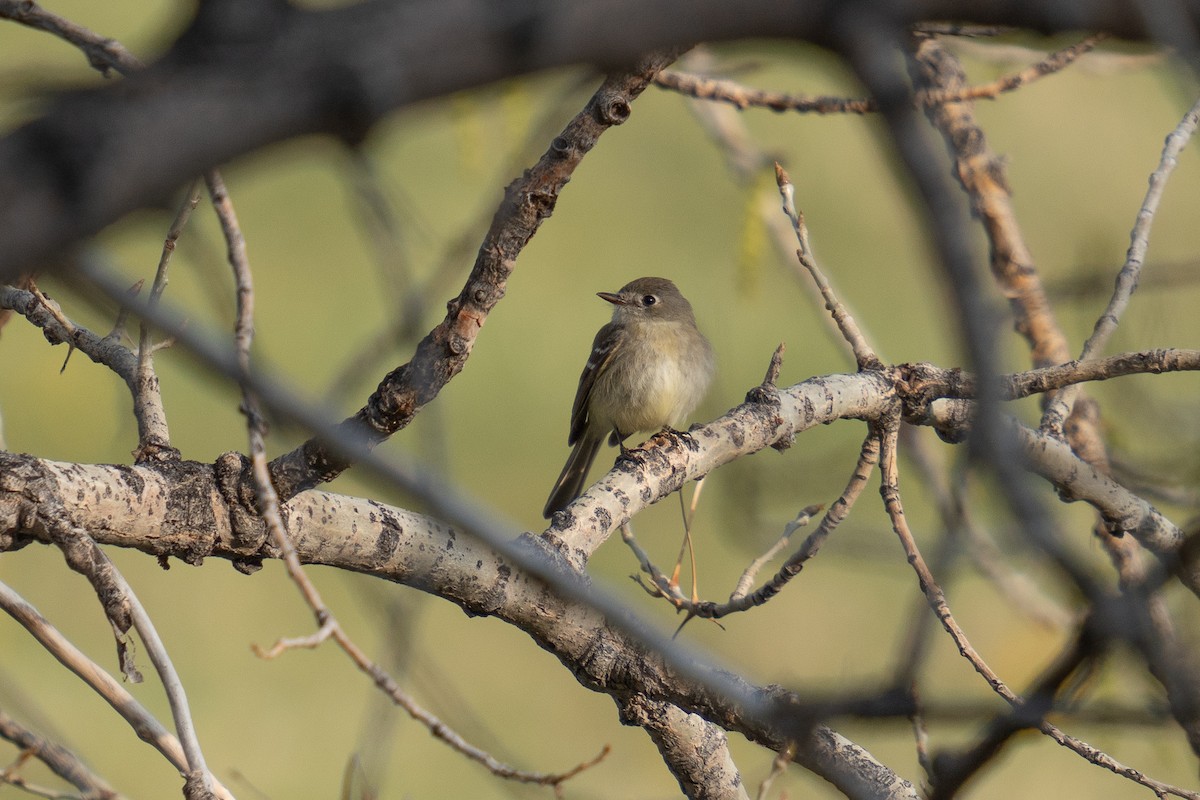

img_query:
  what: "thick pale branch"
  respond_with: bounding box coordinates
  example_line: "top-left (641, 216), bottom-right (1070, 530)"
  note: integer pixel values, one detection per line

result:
top-left (0, 451), bottom-right (916, 798)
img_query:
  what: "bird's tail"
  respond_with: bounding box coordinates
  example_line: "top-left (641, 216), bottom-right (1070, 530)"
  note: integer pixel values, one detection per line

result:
top-left (543, 433), bottom-right (603, 518)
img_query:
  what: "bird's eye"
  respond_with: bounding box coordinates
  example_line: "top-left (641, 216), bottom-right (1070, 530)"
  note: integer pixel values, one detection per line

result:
top-left (642, 295), bottom-right (657, 306)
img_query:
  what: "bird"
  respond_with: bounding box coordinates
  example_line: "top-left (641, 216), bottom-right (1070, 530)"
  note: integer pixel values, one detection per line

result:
top-left (543, 276), bottom-right (715, 518)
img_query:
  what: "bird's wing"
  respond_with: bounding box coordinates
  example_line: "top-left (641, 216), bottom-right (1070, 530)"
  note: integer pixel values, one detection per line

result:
top-left (568, 322), bottom-right (623, 445)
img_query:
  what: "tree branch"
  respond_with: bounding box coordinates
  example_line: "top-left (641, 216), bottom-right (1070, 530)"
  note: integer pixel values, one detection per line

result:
top-left (0, 1), bottom-right (1194, 280)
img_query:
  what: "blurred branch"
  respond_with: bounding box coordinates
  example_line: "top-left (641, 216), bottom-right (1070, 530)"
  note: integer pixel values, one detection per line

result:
top-left (0, 709), bottom-right (123, 800)
top-left (0, 2), bottom-right (1194, 279)
top-left (908, 34), bottom-right (1069, 371)
top-left (654, 33), bottom-right (1104, 112)
top-left (1047, 257), bottom-right (1200, 300)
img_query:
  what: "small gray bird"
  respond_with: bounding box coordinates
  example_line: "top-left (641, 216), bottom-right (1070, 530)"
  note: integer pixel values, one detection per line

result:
top-left (543, 277), bottom-right (715, 518)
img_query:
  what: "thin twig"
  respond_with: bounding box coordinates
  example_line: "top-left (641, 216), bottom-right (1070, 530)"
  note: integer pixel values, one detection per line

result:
top-left (878, 423), bottom-right (1016, 696)
top-left (675, 50), bottom-right (878, 359)
top-left (106, 278), bottom-right (142, 346)
top-left (625, 434), bottom-right (877, 620)
top-left (42, 519), bottom-right (218, 798)
top-left (0, 582), bottom-right (235, 800)
top-left (656, 69), bottom-right (873, 114)
top-left (1042, 93), bottom-right (1200, 435)
top-left (655, 34), bottom-right (1104, 114)
top-left (0, 0), bottom-right (143, 74)
top-left (755, 742), bottom-right (795, 800)
top-left (774, 163), bottom-right (882, 370)
top-left (0, 282), bottom-right (179, 450)
top-left (0, 709), bottom-right (123, 799)
top-left (918, 34), bottom-right (1107, 105)
top-left (879, 421), bottom-right (1200, 799)
top-left (132, 180), bottom-right (201, 462)
top-left (728, 504), bottom-right (825, 602)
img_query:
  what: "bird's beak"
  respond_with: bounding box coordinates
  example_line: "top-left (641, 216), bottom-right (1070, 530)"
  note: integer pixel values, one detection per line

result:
top-left (597, 291), bottom-right (626, 305)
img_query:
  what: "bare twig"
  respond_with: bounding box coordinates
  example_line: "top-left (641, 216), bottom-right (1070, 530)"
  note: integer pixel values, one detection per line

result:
top-left (132, 180), bottom-right (201, 462)
top-left (0, 581), bottom-right (234, 800)
top-left (0, 283), bottom-right (176, 456)
top-left (996, 349), bottom-right (1200, 399)
top-left (41, 519), bottom-right (218, 799)
top-left (106, 278), bottom-right (142, 346)
top-left (755, 742), bottom-right (795, 800)
top-left (728, 504), bottom-right (824, 601)
top-left (656, 69), bottom-right (873, 114)
top-left (774, 163), bottom-right (882, 370)
top-left (918, 34), bottom-right (1107, 105)
top-left (0, 709), bottom-right (123, 799)
top-left (1041, 94), bottom-right (1200, 434)
top-left (625, 434), bottom-right (876, 621)
top-left (655, 34), bottom-right (1104, 114)
top-left (878, 422), bottom-right (1016, 698)
top-left (878, 421), bottom-right (1199, 798)
top-left (678, 52), bottom-right (870, 357)
top-left (0, 0), bottom-right (142, 74)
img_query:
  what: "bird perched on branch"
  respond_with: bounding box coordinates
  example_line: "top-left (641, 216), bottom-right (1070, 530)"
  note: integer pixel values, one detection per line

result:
top-left (543, 276), bottom-right (715, 518)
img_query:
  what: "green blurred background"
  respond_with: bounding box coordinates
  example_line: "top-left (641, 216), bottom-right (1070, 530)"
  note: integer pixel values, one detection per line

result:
top-left (2, 4), bottom-right (1200, 798)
